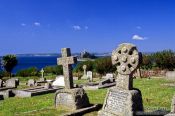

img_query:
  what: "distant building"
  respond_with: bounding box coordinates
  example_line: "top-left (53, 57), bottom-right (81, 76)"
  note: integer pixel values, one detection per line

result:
top-left (80, 50), bottom-right (96, 59)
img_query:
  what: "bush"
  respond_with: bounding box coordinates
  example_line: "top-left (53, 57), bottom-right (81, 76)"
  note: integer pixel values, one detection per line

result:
top-left (43, 65), bottom-right (63, 75)
top-left (16, 67), bottom-right (39, 77)
top-left (93, 57), bottom-right (116, 75)
top-left (73, 61), bottom-right (94, 73)
top-left (152, 50), bottom-right (175, 70)
top-left (141, 54), bottom-right (153, 70)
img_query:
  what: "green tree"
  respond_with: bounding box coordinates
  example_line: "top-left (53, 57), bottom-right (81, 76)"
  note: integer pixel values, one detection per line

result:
top-left (1, 54), bottom-right (18, 77)
top-left (152, 50), bottom-right (175, 70)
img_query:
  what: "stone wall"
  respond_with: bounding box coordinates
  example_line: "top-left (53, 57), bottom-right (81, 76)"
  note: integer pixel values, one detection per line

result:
top-left (134, 69), bottom-right (167, 78)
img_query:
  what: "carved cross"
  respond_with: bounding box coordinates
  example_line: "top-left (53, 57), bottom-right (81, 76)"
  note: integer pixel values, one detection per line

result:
top-left (40, 68), bottom-right (44, 78)
top-left (57, 48), bottom-right (77, 89)
top-left (111, 43), bottom-right (141, 90)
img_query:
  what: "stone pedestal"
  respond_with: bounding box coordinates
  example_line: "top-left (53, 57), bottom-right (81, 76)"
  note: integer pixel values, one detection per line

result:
top-left (98, 87), bottom-right (143, 116)
top-left (55, 88), bottom-right (90, 110)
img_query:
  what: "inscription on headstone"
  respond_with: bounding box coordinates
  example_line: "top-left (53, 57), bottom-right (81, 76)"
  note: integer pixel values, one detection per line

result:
top-left (104, 90), bottom-right (128, 113)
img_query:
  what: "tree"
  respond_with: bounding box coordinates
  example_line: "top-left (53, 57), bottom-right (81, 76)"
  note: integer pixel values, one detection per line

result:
top-left (1, 54), bottom-right (18, 77)
top-left (152, 50), bottom-right (175, 70)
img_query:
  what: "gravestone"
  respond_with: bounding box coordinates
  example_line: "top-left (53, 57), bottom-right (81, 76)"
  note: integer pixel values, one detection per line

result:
top-left (55, 48), bottom-right (90, 110)
top-left (81, 65), bottom-right (88, 79)
top-left (98, 43), bottom-right (143, 116)
top-left (0, 79), bottom-right (3, 87)
top-left (166, 71), bottom-right (175, 80)
top-left (52, 75), bottom-right (65, 87)
top-left (39, 68), bottom-right (46, 81)
top-left (6, 78), bottom-right (19, 88)
top-left (165, 96), bottom-right (175, 115)
top-left (106, 73), bottom-right (113, 78)
top-left (87, 71), bottom-right (93, 82)
top-left (27, 79), bottom-right (36, 87)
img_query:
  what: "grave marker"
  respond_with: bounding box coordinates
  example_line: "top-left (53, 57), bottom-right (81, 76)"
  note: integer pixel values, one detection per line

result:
top-left (57, 48), bottom-right (77, 89)
top-left (55, 48), bottom-right (90, 110)
top-left (98, 43), bottom-right (143, 116)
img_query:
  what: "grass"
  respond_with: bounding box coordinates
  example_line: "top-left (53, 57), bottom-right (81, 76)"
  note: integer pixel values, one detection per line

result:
top-left (0, 77), bottom-right (175, 115)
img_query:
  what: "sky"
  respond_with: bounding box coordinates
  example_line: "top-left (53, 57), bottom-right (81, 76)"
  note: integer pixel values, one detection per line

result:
top-left (0, 0), bottom-right (175, 55)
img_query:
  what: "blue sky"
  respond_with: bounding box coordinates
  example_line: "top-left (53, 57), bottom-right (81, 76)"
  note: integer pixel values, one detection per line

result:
top-left (0, 0), bottom-right (175, 55)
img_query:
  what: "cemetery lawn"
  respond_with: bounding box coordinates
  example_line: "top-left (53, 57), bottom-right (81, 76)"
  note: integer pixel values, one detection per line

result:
top-left (0, 78), bottom-right (175, 116)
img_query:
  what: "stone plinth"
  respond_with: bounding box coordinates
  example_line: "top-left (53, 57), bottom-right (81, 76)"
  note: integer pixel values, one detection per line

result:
top-left (55, 88), bottom-right (90, 110)
top-left (98, 87), bottom-right (143, 116)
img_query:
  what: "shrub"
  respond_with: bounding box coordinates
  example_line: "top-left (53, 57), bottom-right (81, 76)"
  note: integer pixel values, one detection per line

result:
top-left (93, 57), bottom-right (116, 75)
top-left (43, 65), bottom-right (63, 75)
top-left (73, 61), bottom-right (94, 73)
top-left (16, 67), bottom-right (39, 77)
top-left (154, 50), bottom-right (175, 70)
top-left (141, 54), bottom-right (153, 70)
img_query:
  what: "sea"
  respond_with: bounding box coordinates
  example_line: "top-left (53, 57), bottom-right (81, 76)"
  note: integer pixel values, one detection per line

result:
top-left (0, 55), bottom-right (72, 73)
top-left (0, 53), bottom-right (108, 73)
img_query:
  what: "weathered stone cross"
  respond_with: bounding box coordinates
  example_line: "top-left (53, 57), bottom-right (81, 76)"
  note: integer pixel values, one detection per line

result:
top-left (40, 68), bottom-right (44, 78)
top-left (111, 43), bottom-right (141, 90)
top-left (57, 48), bottom-right (77, 89)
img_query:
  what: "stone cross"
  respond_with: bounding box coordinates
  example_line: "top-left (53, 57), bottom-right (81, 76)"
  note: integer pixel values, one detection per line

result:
top-left (40, 68), bottom-right (44, 78)
top-left (57, 48), bottom-right (77, 89)
top-left (83, 65), bottom-right (87, 76)
top-left (111, 43), bottom-right (141, 90)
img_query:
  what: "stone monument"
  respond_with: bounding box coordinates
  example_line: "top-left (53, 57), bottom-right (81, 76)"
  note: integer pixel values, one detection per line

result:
top-left (98, 43), bottom-right (143, 116)
top-left (81, 65), bottom-right (88, 79)
top-left (87, 71), bottom-right (93, 82)
top-left (55, 48), bottom-right (90, 110)
top-left (0, 79), bottom-right (3, 87)
top-left (40, 68), bottom-right (46, 81)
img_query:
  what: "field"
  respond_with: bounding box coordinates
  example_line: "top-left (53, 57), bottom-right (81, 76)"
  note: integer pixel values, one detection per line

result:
top-left (0, 77), bottom-right (175, 116)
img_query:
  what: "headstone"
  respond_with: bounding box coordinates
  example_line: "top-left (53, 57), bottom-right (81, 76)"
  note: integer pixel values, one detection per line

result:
top-left (44, 82), bottom-right (52, 89)
top-left (27, 79), bottom-right (36, 87)
top-left (81, 65), bottom-right (88, 79)
top-left (40, 68), bottom-right (46, 81)
top-left (171, 96), bottom-right (175, 113)
top-left (98, 43), bottom-right (143, 116)
top-left (73, 77), bottom-right (79, 80)
top-left (6, 78), bottom-right (19, 88)
top-left (166, 71), bottom-right (175, 80)
top-left (165, 96), bottom-right (175, 116)
top-left (0, 79), bottom-right (3, 87)
top-left (106, 73), bottom-right (114, 78)
top-left (52, 75), bottom-right (65, 87)
top-left (87, 71), bottom-right (93, 82)
top-left (55, 48), bottom-right (90, 110)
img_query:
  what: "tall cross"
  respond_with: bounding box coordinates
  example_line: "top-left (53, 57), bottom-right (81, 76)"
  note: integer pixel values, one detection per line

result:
top-left (57, 48), bottom-right (77, 89)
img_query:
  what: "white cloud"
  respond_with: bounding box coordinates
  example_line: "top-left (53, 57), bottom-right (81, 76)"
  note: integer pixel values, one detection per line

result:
top-left (72, 25), bottom-right (81, 30)
top-left (21, 23), bottom-right (26, 26)
top-left (34, 22), bottom-right (41, 26)
top-left (136, 26), bottom-right (142, 29)
top-left (84, 26), bottom-right (88, 30)
top-left (132, 34), bottom-right (147, 40)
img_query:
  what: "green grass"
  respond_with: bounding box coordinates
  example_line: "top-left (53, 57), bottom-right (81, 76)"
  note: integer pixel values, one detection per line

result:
top-left (0, 78), bottom-right (175, 115)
